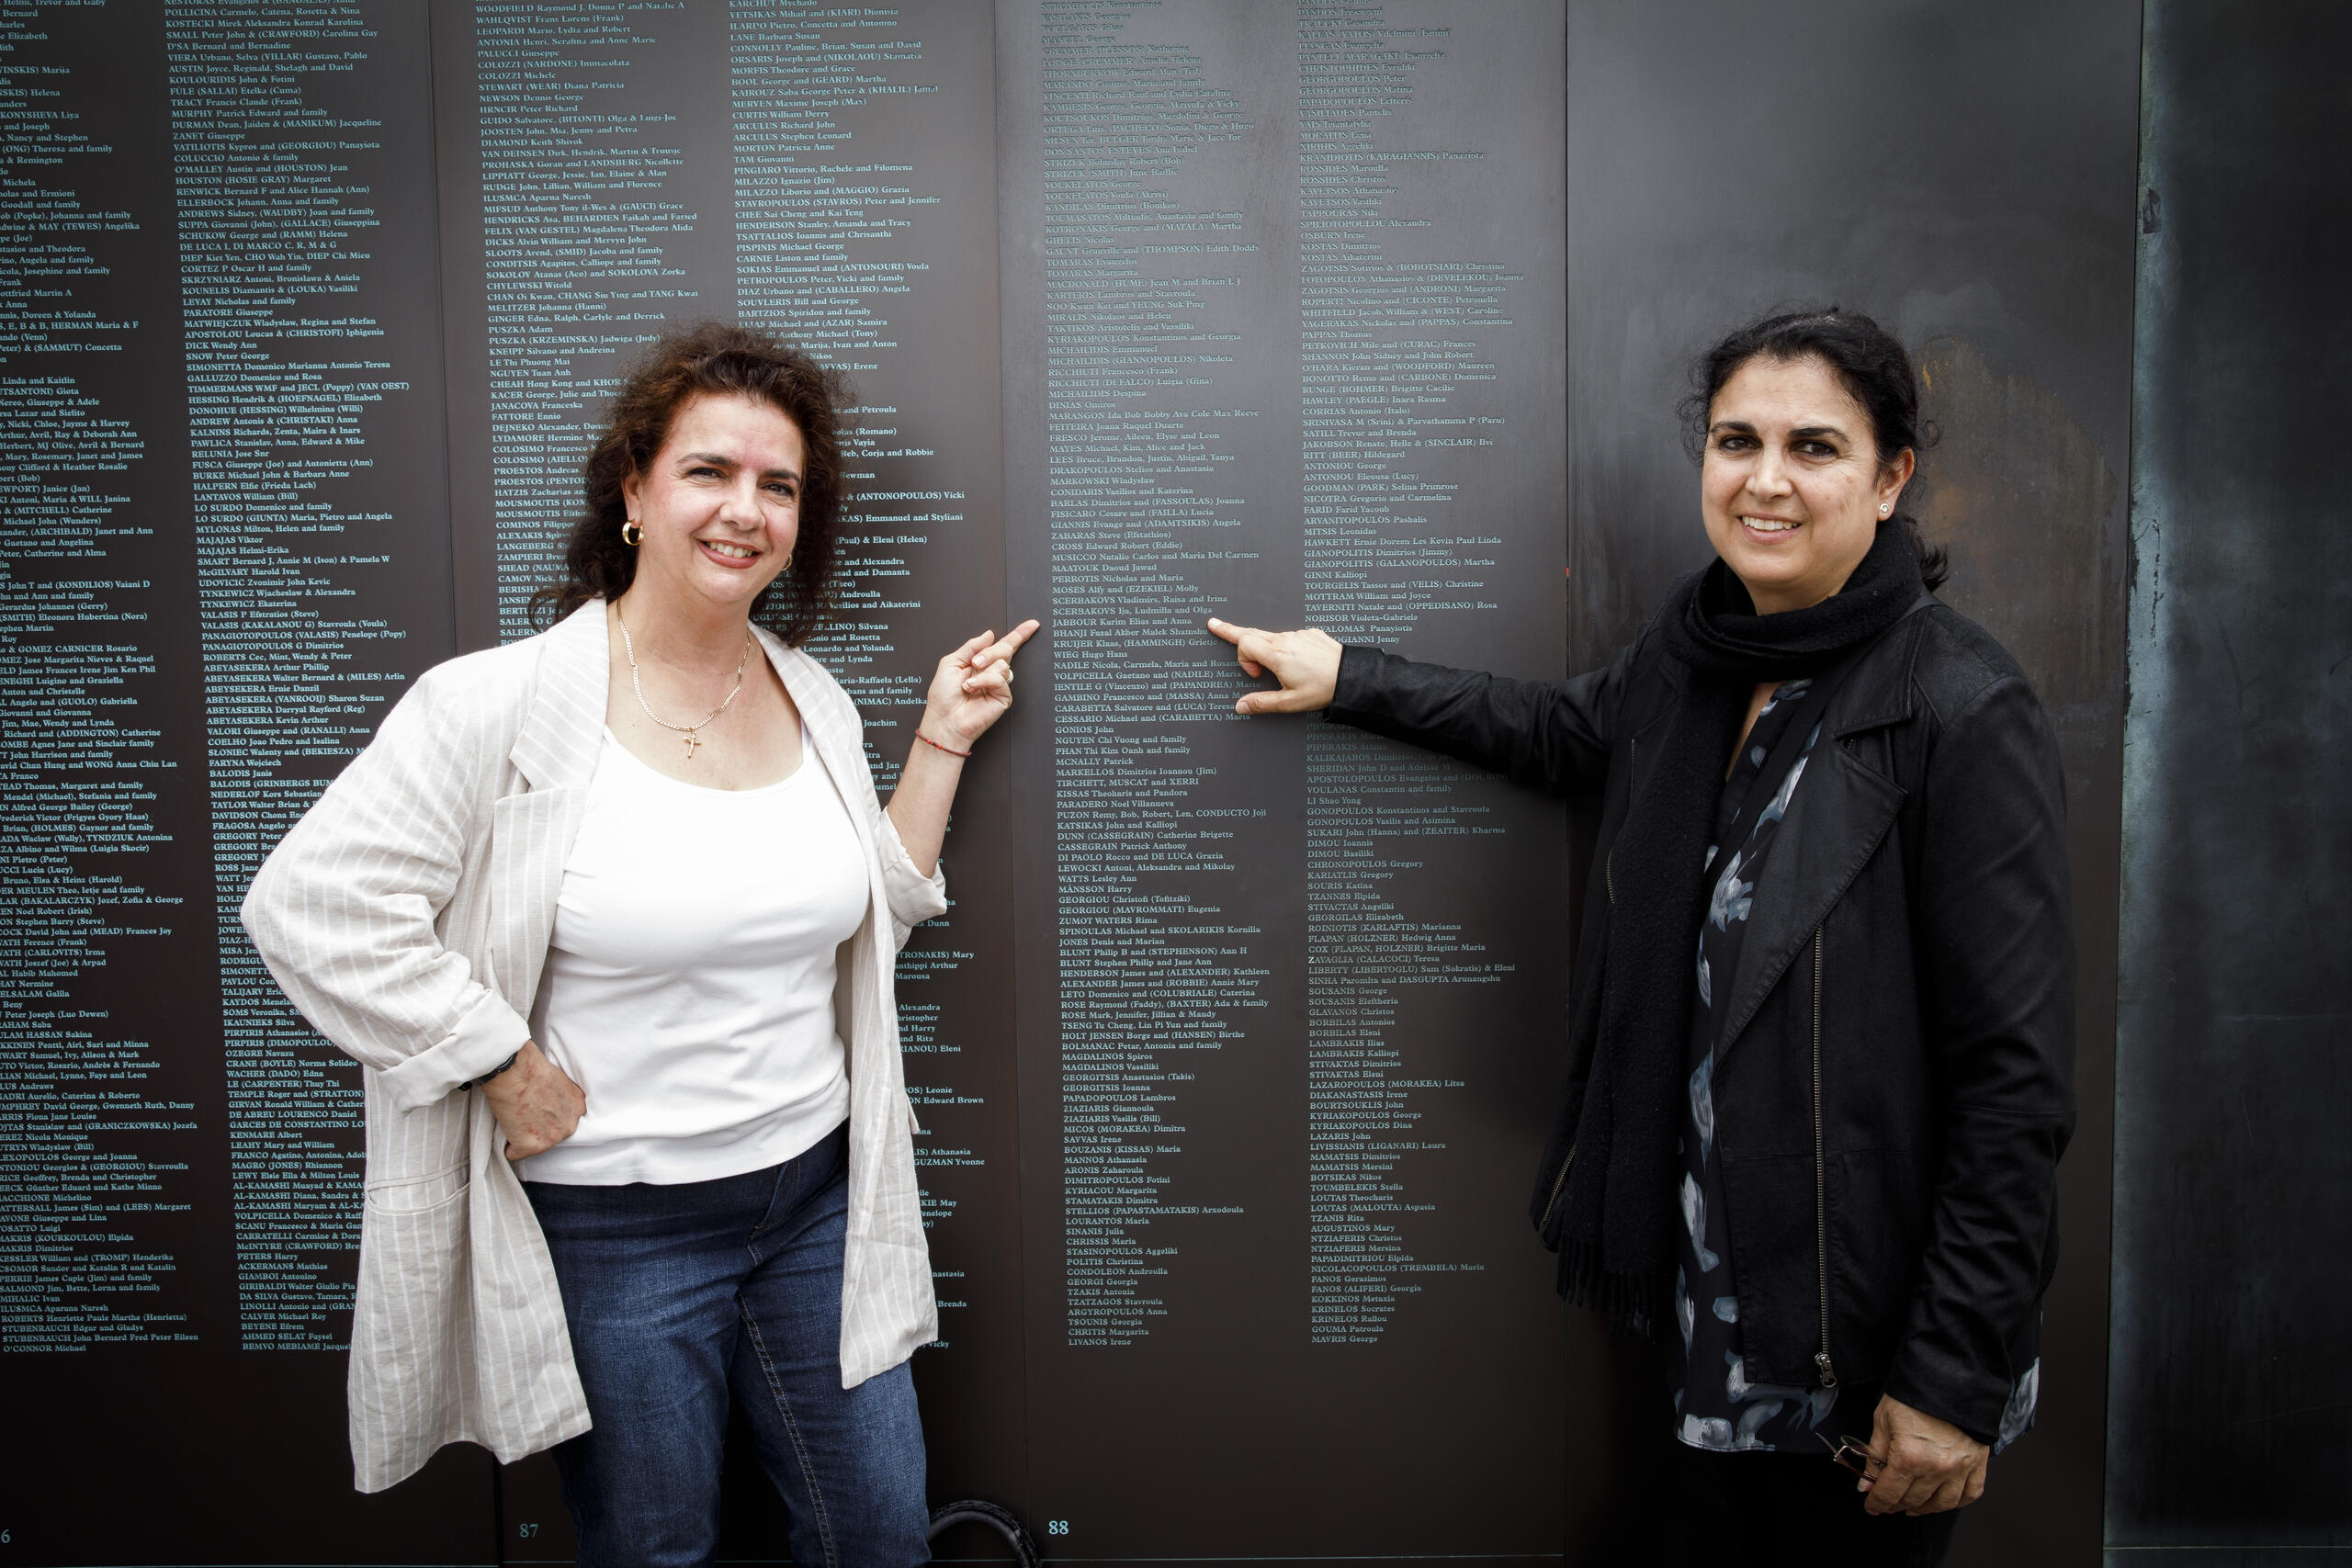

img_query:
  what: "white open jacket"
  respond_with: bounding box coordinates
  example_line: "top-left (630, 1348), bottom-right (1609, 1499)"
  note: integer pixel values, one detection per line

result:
top-left (241, 601), bottom-right (947, 1493)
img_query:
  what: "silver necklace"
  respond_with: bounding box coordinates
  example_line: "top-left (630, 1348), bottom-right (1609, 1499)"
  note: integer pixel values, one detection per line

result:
top-left (616, 610), bottom-right (754, 761)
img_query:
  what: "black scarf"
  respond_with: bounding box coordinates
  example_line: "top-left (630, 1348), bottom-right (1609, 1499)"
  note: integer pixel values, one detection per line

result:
top-left (1555, 522), bottom-right (1925, 1332)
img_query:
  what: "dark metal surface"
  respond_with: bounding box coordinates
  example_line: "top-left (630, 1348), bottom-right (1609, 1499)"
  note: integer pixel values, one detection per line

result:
top-left (2108, 1), bottom-right (2352, 1555)
top-left (0, 2), bottom-right (493, 1562)
top-left (1561, 2), bottom-right (2141, 1560)
top-left (996, 1), bottom-right (1574, 1555)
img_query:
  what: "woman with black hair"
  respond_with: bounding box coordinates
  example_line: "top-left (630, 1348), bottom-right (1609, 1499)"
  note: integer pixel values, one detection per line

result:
top-left (1210, 309), bottom-right (2071, 1563)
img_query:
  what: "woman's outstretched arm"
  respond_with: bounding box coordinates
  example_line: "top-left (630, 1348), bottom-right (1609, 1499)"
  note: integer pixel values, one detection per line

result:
top-left (1207, 616), bottom-right (1635, 797)
top-left (886, 619), bottom-right (1040, 876)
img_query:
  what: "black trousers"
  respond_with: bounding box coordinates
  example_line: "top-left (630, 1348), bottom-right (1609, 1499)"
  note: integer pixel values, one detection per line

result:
top-left (1588, 1339), bottom-right (1958, 1567)
top-left (1657, 1443), bottom-right (1958, 1566)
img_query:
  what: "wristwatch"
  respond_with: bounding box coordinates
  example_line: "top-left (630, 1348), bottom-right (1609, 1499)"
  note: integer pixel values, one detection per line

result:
top-left (458, 1050), bottom-right (522, 1091)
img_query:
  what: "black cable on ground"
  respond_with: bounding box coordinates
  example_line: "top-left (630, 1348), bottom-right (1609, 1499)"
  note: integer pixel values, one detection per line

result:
top-left (926, 1498), bottom-right (1043, 1566)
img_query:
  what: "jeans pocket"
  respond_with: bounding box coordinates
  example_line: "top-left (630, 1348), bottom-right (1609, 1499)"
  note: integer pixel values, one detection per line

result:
top-left (749, 1157), bottom-right (799, 1239)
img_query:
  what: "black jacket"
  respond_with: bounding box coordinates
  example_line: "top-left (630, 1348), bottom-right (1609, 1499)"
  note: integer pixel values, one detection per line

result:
top-left (1328, 593), bottom-right (2075, 1444)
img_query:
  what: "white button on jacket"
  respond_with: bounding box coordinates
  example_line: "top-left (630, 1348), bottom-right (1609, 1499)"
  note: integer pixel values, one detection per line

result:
top-left (241, 600), bottom-right (948, 1494)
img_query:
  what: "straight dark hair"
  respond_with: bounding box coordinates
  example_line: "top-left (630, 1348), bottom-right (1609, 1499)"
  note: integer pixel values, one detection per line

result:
top-left (530, 322), bottom-right (853, 643)
top-left (1679, 307), bottom-right (1949, 592)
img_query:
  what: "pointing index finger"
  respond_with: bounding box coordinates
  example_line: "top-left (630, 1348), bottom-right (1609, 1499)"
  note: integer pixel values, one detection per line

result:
top-left (973, 618), bottom-right (1042, 669)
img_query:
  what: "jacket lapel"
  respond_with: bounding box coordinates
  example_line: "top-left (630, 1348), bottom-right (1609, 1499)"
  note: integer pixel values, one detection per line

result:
top-left (486, 601), bottom-right (608, 1013)
top-left (762, 630), bottom-right (882, 871)
top-left (1713, 610), bottom-right (1926, 1054)
top-left (510, 601), bottom-right (610, 791)
top-left (761, 631), bottom-right (893, 1093)
top-left (1715, 739), bottom-right (1906, 1054)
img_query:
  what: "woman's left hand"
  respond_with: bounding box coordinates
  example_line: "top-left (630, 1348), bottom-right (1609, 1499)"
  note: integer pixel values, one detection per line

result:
top-left (920, 620), bottom-right (1040, 750)
top-left (1860, 1394), bottom-right (1990, 1515)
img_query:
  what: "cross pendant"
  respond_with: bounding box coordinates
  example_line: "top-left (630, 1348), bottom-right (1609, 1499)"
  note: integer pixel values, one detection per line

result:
top-left (682, 730), bottom-right (700, 760)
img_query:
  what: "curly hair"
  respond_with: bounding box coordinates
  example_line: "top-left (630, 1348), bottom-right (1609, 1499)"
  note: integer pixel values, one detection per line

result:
top-left (529, 321), bottom-right (854, 643)
top-left (1678, 306), bottom-right (1949, 592)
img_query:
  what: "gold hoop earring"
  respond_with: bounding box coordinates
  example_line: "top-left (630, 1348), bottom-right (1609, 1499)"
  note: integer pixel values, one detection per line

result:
top-left (781, 550), bottom-right (794, 572)
top-left (622, 520), bottom-right (643, 547)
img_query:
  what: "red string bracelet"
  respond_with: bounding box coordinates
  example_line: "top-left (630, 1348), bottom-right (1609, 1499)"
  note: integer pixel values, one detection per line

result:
top-left (916, 730), bottom-right (971, 760)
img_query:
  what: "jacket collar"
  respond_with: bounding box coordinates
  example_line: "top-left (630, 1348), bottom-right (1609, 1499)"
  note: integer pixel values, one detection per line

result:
top-left (752, 625), bottom-right (882, 863)
top-left (1826, 589), bottom-right (1934, 738)
top-left (509, 602), bottom-right (863, 829)
top-left (510, 600), bottom-right (611, 791)
top-left (1631, 587), bottom-right (1933, 740)
top-left (751, 622), bottom-right (820, 727)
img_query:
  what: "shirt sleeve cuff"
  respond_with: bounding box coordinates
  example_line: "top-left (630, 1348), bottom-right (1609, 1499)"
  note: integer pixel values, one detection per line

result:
top-left (1881, 1361), bottom-right (2003, 1450)
top-left (874, 807), bottom-right (950, 945)
top-left (374, 988), bottom-right (536, 1114)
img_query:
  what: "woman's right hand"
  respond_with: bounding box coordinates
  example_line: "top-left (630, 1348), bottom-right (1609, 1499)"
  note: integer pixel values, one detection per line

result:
top-left (1207, 617), bottom-right (1344, 715)
top-left (480, 1039), bottom-right (585, 1160)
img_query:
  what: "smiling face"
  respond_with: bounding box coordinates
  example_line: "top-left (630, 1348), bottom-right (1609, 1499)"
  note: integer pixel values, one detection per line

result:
top-left (1700, 354), bottom-right (1915, 614)
top-left (618, 391), bottom-right (807, 618)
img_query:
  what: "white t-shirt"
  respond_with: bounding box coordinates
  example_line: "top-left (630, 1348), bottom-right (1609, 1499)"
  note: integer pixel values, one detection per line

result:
top-left (515, 727), bottom-right (867, 1185)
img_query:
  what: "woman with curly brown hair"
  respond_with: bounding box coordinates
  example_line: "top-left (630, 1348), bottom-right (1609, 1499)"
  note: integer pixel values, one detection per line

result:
top-left (243, 322), bottom-right (1033, 1566)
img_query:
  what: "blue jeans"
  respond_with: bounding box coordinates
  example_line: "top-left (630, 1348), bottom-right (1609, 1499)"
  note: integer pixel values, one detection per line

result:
top-left (525, 1124), bottom-right (930, 1568)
